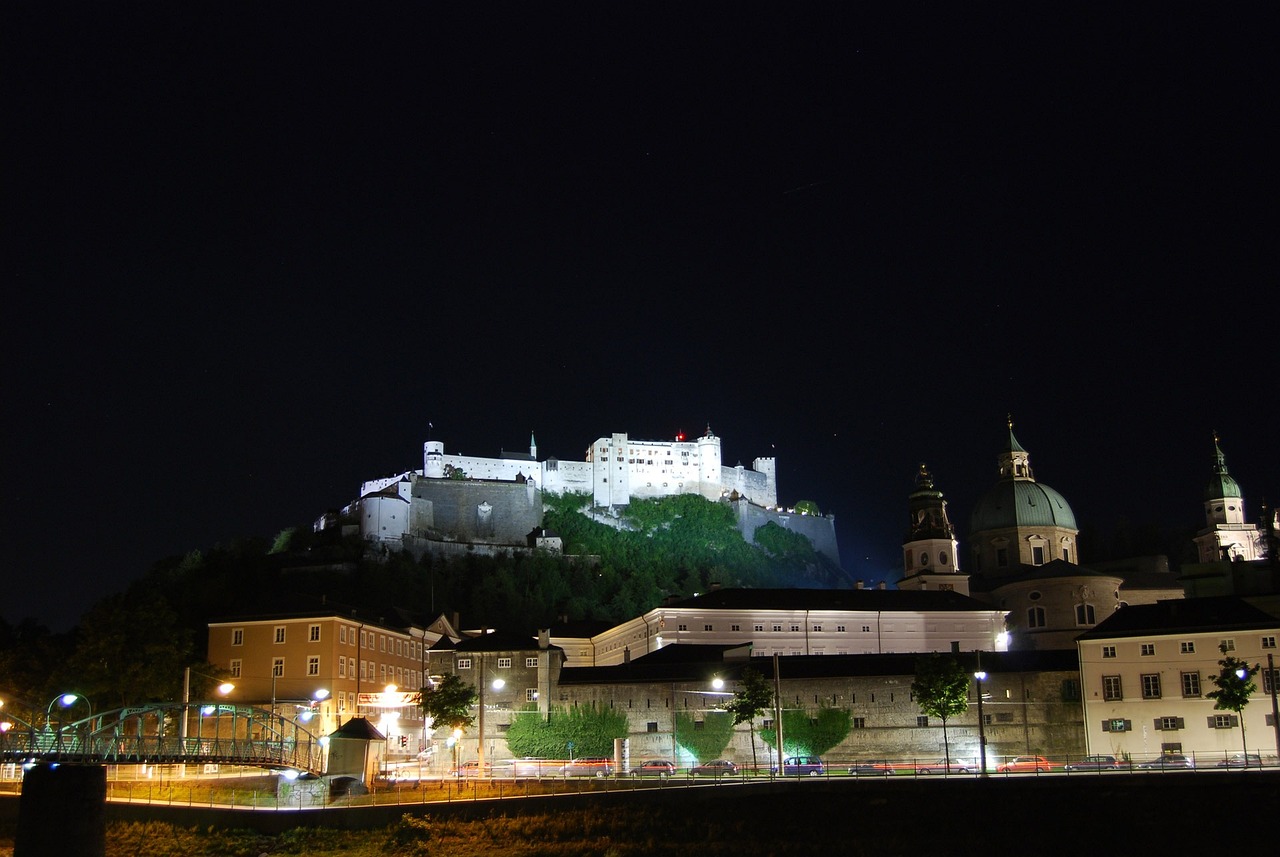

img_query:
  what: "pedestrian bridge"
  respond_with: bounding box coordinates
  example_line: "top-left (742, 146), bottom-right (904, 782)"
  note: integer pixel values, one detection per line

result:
top-left (0, 701), bottom-right (325, 776)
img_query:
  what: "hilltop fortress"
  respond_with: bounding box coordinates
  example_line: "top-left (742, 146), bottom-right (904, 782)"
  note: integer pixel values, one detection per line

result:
top-left (318, 426), bottom-right (840, 566)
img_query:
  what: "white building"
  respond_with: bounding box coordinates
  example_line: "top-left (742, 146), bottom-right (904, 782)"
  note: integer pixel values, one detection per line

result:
top-left (548, 585), bottom-right (1009, 667)
top-left (1076, 596), bottom-right (1280, 766)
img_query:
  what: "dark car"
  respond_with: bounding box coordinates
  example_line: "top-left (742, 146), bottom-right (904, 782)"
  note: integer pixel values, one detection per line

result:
top-left (915, 758), bottom-right (972, 775)
top-left (559, 758), bottom-right (613, 777)
top-left (849, 761), bottom-right (893, 776)
top-left (1064, 754), bottom-right (1120, 772)
top-left (630, 759), bottom-right (676, 778)
top-left (1215, 753), bottom-right (1262, 768)
top-left (1137, 753), bottom-right (1194, 771)
top-left (772, 755), bottom-right (825, 776)
top-left (689, 759), bottom-right (738, 777)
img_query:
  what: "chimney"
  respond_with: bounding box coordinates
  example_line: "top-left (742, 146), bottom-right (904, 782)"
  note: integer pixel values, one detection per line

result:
top-left (855, 580), bottom-right (864, 589)
top-left (538, 629), bottom-right (550, 649)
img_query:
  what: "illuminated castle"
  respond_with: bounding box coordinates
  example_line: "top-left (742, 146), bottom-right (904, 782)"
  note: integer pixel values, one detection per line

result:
top-left (323, 426), bottom-right (838, 564)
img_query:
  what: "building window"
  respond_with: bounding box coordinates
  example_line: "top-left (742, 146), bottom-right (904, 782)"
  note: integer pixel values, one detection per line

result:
top-left (232, 628), bottom-right (243, 646)
top-left (274, 626), bottom-right (286, 644)
top-left (1156, 717), bottom-right (1183, 731)
top-left (772, 625), bottom-right (782, 632)
top-left (1181, 672), bottom-right (1201, 697)
top-left (813, 625), bottom-right (822, 632)
top-left (1027, 607), bottom-right (1046, 628)
top-left (837, 625), bottom-right (846, 632)
top-left (1032, 546), bottom-right (1045, 565)
top-left (1140, 644), bottom-right (1155, 657)
top-left (1102, 646), bottom-right (1116, 659)
top-left (853, 717), bottom-right (866, 729)
top-left (1262, 636), bottom-right (1276, 650)
top-left (272, 658), bottom-right (284, 678)
top-left (1141, 674), bottom-right (1162, 699)
top-left (916, 716), bottom-right (929, 727)
top-left (1212, 714), bottom-right (1234, 729)
top-left (380, 636), bottom-right (386, 652)
top-left (497, 657), bottom-right (512, 669)
top-left (1180, 641), bottom-right (1195, 654)
top-left (340, 626), bottom-right (347, 644)
top-left (862, 625), bottom-right (871, 633)
top-left (1061, 679), bottom-right (1081, 701)
top-left (704, 625), bottom-right (713, 632)
top-left (338, 656), bottom-right (346, 678)
top-left (1102, 675), bottom-right (1122, 701)
top-left (996, 548), bottom-right (1009, 567)
top-left (360, 660), bottom-right (367, 681)
top-left (790, 625), bottom-right (800, 633)
top-left (1263, 668), bottom-right (1280, 695)
top-left (1220, 638), bottom-right (1236, 652)
top-left (678, 624), bottom-right (688, 632)
top-left (525, 689), bottom-right (538, 702)
top-left (457, 658), bottom-right (472, 670)
top-left (1075, 604), bottom-right (1095, 625)
top-left (307, 656), bottom-right (320, 676)
top-left (525, 657), bottom-right (539, 668)
top-left (646, 722), bottom-right (659, 733)
top-left (754, 625), bottom-right (764, 632)
top-left (229, 659), bottom-right (241, 678)
top-left (309, 625), bottom-right (321, 642)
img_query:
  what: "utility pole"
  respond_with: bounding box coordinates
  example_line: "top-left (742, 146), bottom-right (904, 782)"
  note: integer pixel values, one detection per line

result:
top-left (772, 652), bottom-right (784, 774)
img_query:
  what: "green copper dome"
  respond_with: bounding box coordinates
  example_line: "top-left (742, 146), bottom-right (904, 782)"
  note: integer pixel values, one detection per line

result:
top-left (969, 480), bottom-right (1078, 531)
top-left (968, 418), bottom-right (1078, 533)
top-left (1203, 435), bottom-right (1242, 501)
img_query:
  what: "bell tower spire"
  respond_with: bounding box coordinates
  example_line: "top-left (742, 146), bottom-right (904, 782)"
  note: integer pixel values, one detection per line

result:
top-left (898, 463), bottom-right (968, 595)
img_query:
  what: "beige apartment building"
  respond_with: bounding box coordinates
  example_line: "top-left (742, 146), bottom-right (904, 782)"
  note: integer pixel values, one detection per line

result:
top-left (206, 611), bottom-right (459, 748)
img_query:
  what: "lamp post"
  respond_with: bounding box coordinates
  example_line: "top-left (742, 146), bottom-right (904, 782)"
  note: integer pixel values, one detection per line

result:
top-left (181, 666), bottom-right (235, 744)
top-left (1236, 666), bottom-right (1250, 762)
top-left (1269, 653), bottom-right (1280, 760)
top-left (974, 670), bottom-right (988, 777)
top-left (476, 658), bottom-right (504, 775)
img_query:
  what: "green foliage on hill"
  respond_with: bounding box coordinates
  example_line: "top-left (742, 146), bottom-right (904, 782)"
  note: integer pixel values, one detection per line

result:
top-left (506, 703), bottom-right (629, 759)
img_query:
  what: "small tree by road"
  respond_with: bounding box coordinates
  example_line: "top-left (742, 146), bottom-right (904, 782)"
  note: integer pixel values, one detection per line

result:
top-left (417, 674), bottom-right (478, 735)
top-left (911, 653), bottom-right (971, 767)
top-left (723, 667), bottom-right (774, 773)
top-left (1206, 643), bottom-right (1261, 761)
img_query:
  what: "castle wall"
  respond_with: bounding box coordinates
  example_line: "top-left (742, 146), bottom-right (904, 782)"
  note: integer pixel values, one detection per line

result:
top-left (732, 500), bottom-right (841, 567)
top-left (408, 477), bottom-right (542, 545)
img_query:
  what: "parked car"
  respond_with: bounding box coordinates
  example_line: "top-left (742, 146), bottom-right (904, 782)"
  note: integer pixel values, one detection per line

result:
top-left (848, 761), bottom-right (893, 776)
top-left (630, 759), bottom-right (676, 778)
top-left (451, 760), bottom-right (492, 777)
top-left (772, 755), bottom-right (825, 776)
top-left (509, 758), bottom-right (558, 777)
top-left (996, 755), bottom-right (1051, 773)
top-left (560, 758), bottom-right (613, 777)
top-left (689, 759), bottom-right (738, 777)
top-left (1216, 753), bottom-right (1262, 768)
top-left (915, 758), bottom-right (972, 775)
top-left (1137, 753), bottom-right (1194, 771)
top-left (1064, 754), bottom-right (1120, 772)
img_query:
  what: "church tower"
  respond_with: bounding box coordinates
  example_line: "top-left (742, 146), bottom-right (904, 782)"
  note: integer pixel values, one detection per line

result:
top-left (898, 463), bottom-right (969, 595)
top-left (1193, 434), bottom-right (1264, 562)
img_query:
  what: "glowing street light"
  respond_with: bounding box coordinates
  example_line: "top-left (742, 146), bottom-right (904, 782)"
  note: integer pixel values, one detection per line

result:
top-left (974, 670), bottom-right (988, 777)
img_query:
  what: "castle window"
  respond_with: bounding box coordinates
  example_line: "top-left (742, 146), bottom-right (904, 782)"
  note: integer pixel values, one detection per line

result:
top-left (939, 551), bottom-right (948, 565)
top-left (1027, 607), bottom-right (1046, 628)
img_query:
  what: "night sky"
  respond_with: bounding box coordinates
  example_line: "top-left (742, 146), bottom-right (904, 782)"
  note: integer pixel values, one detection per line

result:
top-left (6, 6), bottom-right (1275, 632)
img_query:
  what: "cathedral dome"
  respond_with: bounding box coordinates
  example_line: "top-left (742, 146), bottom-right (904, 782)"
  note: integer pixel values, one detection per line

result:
top-left (969, 480), bottom-right (1078, 532)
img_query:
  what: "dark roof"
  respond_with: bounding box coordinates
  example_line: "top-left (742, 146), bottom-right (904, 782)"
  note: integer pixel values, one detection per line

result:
top-left (549, 620), bottom-right (616, 638)
top-left (454, 630), bottom-right (562, 654)
top-left (1075, 596), bottom-right (1278, 641)
top-left (330, 717), bottom-right (384, 741)
top-left (557, 645), bottom-right (1079, 686)
top-left (969, 560), bottom-right (1116, 593)
top-left (663, 587), bottom-right (995, 613)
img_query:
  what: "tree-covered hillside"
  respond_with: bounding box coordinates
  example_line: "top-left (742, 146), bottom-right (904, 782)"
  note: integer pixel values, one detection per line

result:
top-left (0, 494), bottom-right (846, 709)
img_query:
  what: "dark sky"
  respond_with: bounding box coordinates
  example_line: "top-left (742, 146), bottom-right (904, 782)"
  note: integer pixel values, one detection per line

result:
top-left (5, 5), bottom-right (1275, 632)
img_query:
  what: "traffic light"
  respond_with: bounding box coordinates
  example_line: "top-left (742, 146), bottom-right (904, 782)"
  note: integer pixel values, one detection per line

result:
top-left (400, 735), bottom-right (408, 748)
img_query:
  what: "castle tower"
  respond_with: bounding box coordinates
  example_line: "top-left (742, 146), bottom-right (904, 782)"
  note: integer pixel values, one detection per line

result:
top-left (530, 432), bottom-right (537, 460)
top-left (697, 424), bottom-right (722, 498)
top-left (423, 440), bottom-right (445, 479)
top-left (1194, 434), bottom-right (1264, 562)
top-left (898, 464), bottom-right (969, 595)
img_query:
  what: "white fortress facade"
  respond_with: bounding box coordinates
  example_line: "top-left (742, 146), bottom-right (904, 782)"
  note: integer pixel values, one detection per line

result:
top-left (362, 426), bottom-right (777, 511)
top-left (337, 426), bottom-right (791, 554)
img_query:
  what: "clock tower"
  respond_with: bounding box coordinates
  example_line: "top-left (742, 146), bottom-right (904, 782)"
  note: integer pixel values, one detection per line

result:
top-left (898, 463), bottom-right (969, 595)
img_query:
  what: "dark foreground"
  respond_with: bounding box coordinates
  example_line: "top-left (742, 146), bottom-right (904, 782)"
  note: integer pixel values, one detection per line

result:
top-left (3, 772), bottom-right (1277, 856)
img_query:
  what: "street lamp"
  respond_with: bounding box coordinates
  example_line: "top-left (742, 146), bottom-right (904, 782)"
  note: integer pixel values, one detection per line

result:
top-left (974, 671), bottom-right (988, 777)
top-left (181, 667), bottom-right (235, 745)
top-left (1236, 666), bottom-right (1251, 762)
top-left (476, 662), bottom-right (505, 774)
